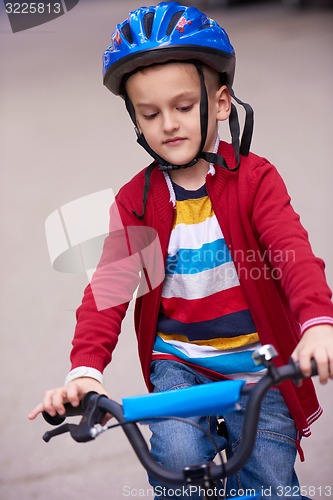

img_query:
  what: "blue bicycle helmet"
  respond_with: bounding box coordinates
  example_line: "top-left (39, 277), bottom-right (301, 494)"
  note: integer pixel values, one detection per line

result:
top-left (103, 2), bottom-right (235, 96)
top-left (103, 2), bottom-right (254, 219)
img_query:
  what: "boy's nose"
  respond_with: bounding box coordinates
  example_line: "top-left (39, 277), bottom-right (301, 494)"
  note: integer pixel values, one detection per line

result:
top-left (163, 112), bottom-right (179, 133)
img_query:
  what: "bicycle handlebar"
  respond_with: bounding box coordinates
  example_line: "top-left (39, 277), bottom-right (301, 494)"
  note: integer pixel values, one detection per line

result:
top-left (42, 355), bottom-right (318, 486)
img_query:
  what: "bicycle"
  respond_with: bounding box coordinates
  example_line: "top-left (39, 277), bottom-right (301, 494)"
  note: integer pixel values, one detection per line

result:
top-left (41, 345), bottom-right (319, 500)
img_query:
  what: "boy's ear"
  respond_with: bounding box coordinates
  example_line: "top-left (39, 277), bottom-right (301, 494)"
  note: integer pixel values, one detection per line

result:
top-left (216, 85), bottom-right (231, 122)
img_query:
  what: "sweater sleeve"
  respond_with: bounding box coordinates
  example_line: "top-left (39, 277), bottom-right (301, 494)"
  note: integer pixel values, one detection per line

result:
top-left (249, 159), bottom-right (333, 329)
top-left (69, 199), bottom-right (144, 372)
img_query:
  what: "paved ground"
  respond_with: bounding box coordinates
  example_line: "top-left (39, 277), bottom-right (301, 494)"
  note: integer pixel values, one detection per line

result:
top-left (1, 1), bottom-right (332, 499)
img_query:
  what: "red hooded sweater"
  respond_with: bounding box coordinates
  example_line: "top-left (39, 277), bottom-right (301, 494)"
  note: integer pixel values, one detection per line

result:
top-left (71, 141), bottom-right (333, 439)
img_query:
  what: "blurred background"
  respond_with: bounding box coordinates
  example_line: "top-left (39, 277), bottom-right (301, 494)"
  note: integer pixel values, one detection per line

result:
top-left (1, 0), bottom-right (332, 498)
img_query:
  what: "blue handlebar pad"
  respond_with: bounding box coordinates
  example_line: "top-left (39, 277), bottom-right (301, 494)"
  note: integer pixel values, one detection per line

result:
top-left (122, 379), bottom-right (245, 421)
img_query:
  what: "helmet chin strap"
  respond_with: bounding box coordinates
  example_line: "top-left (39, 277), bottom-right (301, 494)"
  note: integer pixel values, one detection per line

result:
top-left (125, 63), bottom-right (253, 174)
top-left (125, 62), bottom-right (227, 171)
top-left (125, 63), bottom-right (254, 219)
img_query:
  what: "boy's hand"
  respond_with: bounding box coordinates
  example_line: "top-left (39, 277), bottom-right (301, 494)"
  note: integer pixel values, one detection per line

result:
top-left (28, 377), bottom-right (109, 421)
top-left (291, 324), bottom-right (333, 384)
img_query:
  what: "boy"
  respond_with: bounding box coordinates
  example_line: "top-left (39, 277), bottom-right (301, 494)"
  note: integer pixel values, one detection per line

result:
top-left (29, 2), bottom-right (333, 499)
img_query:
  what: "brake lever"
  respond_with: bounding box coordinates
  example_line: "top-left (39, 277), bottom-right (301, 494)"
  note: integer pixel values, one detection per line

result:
top-left (43, 392), bottom-right (108, 443)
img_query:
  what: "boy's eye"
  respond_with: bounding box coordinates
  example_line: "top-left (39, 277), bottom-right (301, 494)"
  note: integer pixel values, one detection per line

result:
top-left (178, 104), bottom-right (194, 112)
top-left (141, 103), bottom-right (194, 120)
top-left (143, 112), bottom-right (158, 120)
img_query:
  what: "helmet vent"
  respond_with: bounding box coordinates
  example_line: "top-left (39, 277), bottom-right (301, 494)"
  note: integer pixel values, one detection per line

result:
top-left (143, 11), bottom-right (154, 39)
top-left (199, 23), bottom-right (213, 31)
top-left (121, 23), bottom-right (133, 44)
top-left (166, 10), bottom-right (185, 36)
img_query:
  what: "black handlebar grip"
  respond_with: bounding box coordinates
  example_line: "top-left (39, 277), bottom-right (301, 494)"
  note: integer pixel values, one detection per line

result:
top-left (289, 357), bottom-right (318, 380)
top-left (42, 410), bottom-right (66, 426)
top-left (42, 401), bottom-right (85, 426)
top-left (42, 392), bottom-right (98, 426)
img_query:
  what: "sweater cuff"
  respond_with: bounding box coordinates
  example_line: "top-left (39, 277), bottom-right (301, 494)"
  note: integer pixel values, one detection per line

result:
top-left (65, 366), bottom-right (104, 385)
top-left (300, 317), bottom-right (333, 335)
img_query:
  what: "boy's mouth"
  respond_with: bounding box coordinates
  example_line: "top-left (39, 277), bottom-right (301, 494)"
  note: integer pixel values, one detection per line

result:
top-left (163, 137), bottom-right (186, 146)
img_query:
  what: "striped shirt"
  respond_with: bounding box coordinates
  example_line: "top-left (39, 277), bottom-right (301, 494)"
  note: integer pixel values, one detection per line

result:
top-left (153, 171), bottom-right (265, 382)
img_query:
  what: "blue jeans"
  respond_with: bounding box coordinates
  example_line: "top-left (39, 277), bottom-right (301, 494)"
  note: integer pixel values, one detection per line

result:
top-left (148, 360), bottom-right (308, 500)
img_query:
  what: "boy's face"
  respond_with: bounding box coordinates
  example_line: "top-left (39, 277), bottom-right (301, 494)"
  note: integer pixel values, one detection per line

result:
top-left (125, 62), bottom-right (230, 167)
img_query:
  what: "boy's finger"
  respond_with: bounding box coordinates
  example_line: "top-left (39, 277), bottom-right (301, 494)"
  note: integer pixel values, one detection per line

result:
top-left (27, 402), bottom-right (44, 420)
top-left (297, 352), bottom-right (313, 378)
top-left (315, 355), bottom-right (329, 385)
top-left (51, 387), bottom-right (70, 415)
top-left (66, 382), bottom-right (81, 407)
